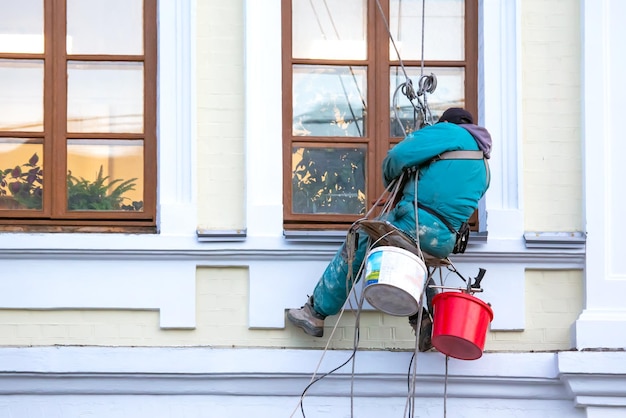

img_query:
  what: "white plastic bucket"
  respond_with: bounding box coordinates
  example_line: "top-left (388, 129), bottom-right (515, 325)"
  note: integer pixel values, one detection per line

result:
top-left (363, 246), bottom-right (427, 316)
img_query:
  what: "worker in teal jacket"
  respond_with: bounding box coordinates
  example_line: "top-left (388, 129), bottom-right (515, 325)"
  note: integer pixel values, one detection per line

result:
top-left (287, 108), bottom-right (492, 349)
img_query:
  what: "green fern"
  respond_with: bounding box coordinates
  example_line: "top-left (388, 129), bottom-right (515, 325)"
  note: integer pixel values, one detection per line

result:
top-left (67, 165), bottom-right (140, 211)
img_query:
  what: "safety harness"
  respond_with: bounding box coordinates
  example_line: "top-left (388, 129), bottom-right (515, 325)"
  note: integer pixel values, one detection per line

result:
top-left (418, 149), bottom-right (489, 253)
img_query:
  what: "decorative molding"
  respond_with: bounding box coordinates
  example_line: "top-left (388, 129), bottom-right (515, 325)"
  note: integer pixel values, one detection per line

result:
top-left (283, 230), bottom-right (489, 244)
top-left (4, 347), bottom-right (626, 413)
top-left (559, 351), bottom-right (626, 408)
top-left (156, 0), bottom-right (197, 235)
top-left (283, 229), bottom-right (348, 243)
top-left (0, 348), bottom-right (569, 399)
top-left (0, 244), bottom-right (585, 267)
top-left (0, 259), bottom-right (196, 329)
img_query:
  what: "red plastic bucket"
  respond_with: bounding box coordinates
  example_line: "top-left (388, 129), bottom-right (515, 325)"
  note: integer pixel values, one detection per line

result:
top-left (431, 292), bottom-right (493, 360)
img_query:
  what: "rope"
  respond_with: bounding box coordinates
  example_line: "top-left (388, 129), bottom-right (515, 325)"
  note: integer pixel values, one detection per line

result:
top-left (444, 355), bottom-right (449, 417)
top-left (289, 289), bottom-right (362, 418)
top-left (376, 0), bottom-right (437, 132)
top-left (403, 276), bottom-right (431, 418)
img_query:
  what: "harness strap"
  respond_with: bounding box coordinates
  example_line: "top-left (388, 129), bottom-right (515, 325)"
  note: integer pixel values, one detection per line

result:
top-left (417, 202), bottom-right (456, 235)
top-left (407, 150), bottom-right (489, 235)
top-left (434, 150), bottom-right (484, 160)
top-left (432, 150), bottom-right (490, 185)
top-left (416, 150), bottom-right (487, 235)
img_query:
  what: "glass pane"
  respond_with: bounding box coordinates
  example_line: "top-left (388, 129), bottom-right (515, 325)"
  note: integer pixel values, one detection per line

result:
top-left (67, 0), bottom-right (143, 55)
top-left (293, 65), bottom-right (367, 137)
top-left (67, 61), bottom-right (144, 133)
top-left (292, 0), bottom-right (366, 60)
top-left (390, 0), bottom-right (464, 61)
top-left (67, 140), bottom-right (144, 212)
top-left (0, 59), bottom-right (43, 132)
top-left (390, 66), bottom-right (465, 137)
top-left (0, 139), bottom-right (43, 210)
top-left (0, 0), bottom-right (44, 53)
top-left (292, 146), bottom-right (366, 215)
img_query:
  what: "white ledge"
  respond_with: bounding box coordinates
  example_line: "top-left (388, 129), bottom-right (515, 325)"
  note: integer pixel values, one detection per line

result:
top-left (524, 231), bottom-right (586, 249)
top-left (196, 228), bottom-right (247, 242)
top-left (0, 347), bottom-right (571, 399)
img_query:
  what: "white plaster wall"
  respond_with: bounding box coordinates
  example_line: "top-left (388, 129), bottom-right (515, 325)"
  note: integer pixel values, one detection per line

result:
top-left (3, 347), bottom-right (625, 418)
top-left (575, 0), bottom-right (626, 349)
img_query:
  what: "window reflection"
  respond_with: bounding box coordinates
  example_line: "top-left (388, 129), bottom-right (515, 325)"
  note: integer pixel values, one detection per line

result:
top-left (67, 61), bottom-right (144, 133)
top-left (67, 140), bottom-right (144, 211)
top-left (292, 146), bottom-right (366, 215)
top-left (389, 0), bottom-right (464, 61)
top-left (67, 0), bottom-right (143, 55)
top-left (292, 0), bottom-right (367, 60)
top-left (0, 140), bottom-right (43, 210)
top-left (0, 60), bottom-right (43, 132)
top-left (0, 0), bottom-right (44, 54)
top-left (293, 65), bottom-right (367, 137)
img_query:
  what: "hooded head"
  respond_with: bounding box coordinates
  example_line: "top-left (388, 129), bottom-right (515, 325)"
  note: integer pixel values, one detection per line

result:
top-left (439, 107), bottom-right (492, 159)
top-left (438, 107), bottom-right (474, 125)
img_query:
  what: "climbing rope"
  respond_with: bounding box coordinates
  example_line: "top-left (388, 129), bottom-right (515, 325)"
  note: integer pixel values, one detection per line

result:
top-left (292, 1), bottom-right (449, 415)
top-left (377, 0), bottom-right (437, 132)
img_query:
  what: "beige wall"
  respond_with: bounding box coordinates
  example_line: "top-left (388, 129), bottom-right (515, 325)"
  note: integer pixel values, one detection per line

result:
top-left (522, 0), bottom-right (582, 232)
top-left (488, 270), bottom-right (583, 352)
top-left (0, 267), bottom-right (582, 353)
top-left (196, 0), bottom-right (246, 230)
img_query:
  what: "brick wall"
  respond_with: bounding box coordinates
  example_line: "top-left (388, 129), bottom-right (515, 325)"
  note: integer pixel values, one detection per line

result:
top-left (522, 0), bottom-right (582, 231)
top-left (196, 0), bottom-right (246, 230)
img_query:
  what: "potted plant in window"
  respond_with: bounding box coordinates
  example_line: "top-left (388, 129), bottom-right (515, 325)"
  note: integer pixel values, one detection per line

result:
top-left (66, 165), bottom-right (143, 211)
top-left (0, 153), bottom-right (43, 210)
top-left (0, 156), bottom-right (143, 211)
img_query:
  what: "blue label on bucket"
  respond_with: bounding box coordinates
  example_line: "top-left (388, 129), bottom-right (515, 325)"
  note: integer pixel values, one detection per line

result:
top-left (365, 251), bottom-right (382, 285)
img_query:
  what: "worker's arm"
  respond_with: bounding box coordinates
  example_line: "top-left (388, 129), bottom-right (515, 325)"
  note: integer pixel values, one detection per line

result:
top-left (382, 123), bottom-right (466, 186)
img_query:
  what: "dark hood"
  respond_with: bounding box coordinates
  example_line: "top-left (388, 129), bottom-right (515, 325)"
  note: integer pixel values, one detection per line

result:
top-left (460, 124), bottom-right (492, 159)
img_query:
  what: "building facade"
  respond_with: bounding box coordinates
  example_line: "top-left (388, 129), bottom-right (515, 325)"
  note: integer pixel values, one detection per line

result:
top-left (0, 0), bottom-right (624, 417)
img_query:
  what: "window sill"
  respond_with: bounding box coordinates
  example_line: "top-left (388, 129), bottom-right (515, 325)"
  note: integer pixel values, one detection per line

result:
top-left (524, 231), bottom-right (586, 250)
top-left (196, 228), bottom-right (247, 242)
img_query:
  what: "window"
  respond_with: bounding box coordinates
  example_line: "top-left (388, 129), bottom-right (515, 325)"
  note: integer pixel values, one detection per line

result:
top-left (283, 0), bottom-right (478, 230)
top-left (0, 0), bottom-right (156, 231)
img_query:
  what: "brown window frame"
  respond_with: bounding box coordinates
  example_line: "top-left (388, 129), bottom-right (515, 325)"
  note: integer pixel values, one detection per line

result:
top-left (0, 0), bottom-right (157, 232)
top-left (282, 0), bottom-right (479, 231)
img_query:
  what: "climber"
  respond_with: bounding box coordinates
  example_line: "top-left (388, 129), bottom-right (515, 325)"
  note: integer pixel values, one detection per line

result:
top-left (287, 107), bottom-right (492, 350)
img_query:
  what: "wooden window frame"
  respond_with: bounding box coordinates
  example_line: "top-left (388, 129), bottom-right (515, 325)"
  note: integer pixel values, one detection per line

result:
top-left (282, 0), bottom-right (479, 231)
top-left (0, 0), bottom-right (157, 232)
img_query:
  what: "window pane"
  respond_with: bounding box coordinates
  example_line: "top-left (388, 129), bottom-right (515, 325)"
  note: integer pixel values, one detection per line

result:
top-left (0, 0), bottom-right (44, 54)
top-left (67, 61), bottom-right (144, 133)
top-left (293, 65), bottom-right (367, 137)
top-left (67, 140), bottom-right (144, 212)
top-left (67, 0), bottom-right (143, 55)
top-left (389, 0), bottom-right (464, 61)
top-left (0, 139), bottom-right (43, 210)
top-left (292, 0), bottom-right (367, 60)
top-left (390, 66), bottom-right (465, 137)
top-left (292, 146), bottom-right (366, 215)
top-left (0, 59), bottom-right (43, 132)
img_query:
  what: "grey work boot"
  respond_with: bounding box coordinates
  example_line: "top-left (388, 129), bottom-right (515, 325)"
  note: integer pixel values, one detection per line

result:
top-left (286, 296), bottom-right (326, 337)
top-left (409, 308), bottom-right (433, 352)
